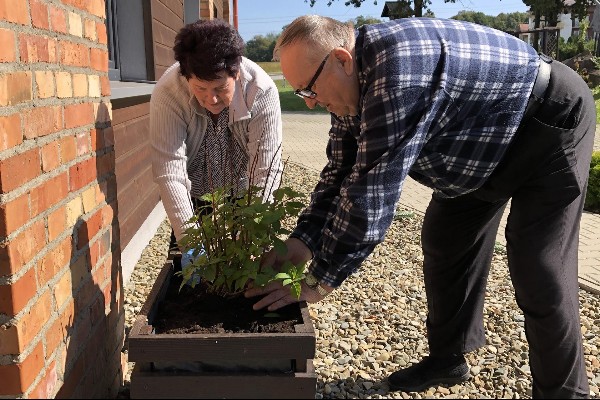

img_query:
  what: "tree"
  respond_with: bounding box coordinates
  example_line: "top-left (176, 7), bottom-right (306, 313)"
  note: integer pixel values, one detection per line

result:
top-left (353, 15), bottom-right (383, 27)
top-left (452, 10), bottom-right (529, 32)
top-left (245, 33), bottom-right (279, 62)
top-left (305, 0), bottom-right (457, 18)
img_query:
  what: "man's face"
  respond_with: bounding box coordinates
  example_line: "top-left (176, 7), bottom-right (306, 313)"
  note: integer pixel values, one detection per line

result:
top-left (280, 44), bottom-right (359, 118)
top-left (188, 71), bottom-right (237, 115)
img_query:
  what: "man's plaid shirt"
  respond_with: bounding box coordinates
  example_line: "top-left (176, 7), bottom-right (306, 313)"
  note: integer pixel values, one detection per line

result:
top-left (291, 18), bottom-right (540, 287)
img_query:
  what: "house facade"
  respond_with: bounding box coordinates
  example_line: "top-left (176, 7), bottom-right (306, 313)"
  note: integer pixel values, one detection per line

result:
top-left (0, 0), bottom-right (231, 397)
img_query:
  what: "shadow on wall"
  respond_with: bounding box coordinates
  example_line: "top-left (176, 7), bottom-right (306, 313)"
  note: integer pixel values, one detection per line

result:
top-left (54, 101), bottom-right (124, 398)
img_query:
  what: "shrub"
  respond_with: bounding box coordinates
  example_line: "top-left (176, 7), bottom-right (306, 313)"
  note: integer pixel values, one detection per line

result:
top-left (585, 151), bottom-right (600, 213)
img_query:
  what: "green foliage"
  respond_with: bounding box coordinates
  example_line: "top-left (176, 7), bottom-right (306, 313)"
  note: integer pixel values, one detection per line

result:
top-left (451, 10), bottom-right (529, 32)
top-left (306, 0), bottom-right (457, 18)
top-left (585, 151), bottom-right (600, 213)
top-left (178, 184), bottom-right (308, 297)
top-left (245, 33), bottom-right (278, 62)
top-left (354, 15), bottom-right (383, 27)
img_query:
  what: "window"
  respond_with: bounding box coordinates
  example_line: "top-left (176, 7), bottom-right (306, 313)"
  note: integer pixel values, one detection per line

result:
top-left (104, 0), bottom-right (155, 82)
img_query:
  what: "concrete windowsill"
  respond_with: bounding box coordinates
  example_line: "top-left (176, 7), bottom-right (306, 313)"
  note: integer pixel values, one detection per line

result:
top-left (109, 80), bottom-right (156, 109)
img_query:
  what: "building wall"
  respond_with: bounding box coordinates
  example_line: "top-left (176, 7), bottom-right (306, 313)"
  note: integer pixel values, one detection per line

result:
top-left (0, 0), bottom-right (124, 397)
top-left (151, 0), bottom-right (184, 80)
top-left (112, 102), bottom-right (160, 250)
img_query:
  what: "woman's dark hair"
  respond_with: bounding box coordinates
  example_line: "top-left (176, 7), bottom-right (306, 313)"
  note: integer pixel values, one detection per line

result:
top-left (174, 19), bottom-right (245, 81)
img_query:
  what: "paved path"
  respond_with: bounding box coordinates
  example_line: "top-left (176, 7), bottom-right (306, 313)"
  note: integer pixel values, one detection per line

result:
top-left (281, 111), bottom-right (600, 295)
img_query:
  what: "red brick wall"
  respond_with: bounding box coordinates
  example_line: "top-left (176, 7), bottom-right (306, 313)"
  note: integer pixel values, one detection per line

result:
top-left (0, 0), bottom-right (124, 397)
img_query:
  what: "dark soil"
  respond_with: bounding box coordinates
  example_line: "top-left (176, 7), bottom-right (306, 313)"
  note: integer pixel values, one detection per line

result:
top-left (152, 273), bottom-right (303, 334)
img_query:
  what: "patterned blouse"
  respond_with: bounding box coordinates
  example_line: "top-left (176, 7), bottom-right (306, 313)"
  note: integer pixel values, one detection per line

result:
top-left (188, 108), bottom-right (249, 199)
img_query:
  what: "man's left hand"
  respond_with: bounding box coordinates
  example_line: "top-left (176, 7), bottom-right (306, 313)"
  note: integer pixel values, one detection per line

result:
top-left (245, 279), bottom-right (333, 311)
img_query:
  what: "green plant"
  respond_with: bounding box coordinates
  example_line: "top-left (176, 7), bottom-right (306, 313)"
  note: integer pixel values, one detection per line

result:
top-left (177, 165), bottom-right (308, 298)
top-left (584, 151), bottom-right (600, 213)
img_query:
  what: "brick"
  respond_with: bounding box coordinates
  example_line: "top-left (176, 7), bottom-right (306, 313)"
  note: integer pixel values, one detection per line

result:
top-left (0, 340), bottom-right (45, 395)
top-left (41, 141), bottom-right (60, 172)
top-left (99, 75), bottom-right (110, 96)
top-left (22, 105), bottom-right (62, 139)
top-left (0, 220), bottom-right (46, 275)
top-left (46, 301), bottom-right (73, 362)
top-left (30, 361), bottom-right (57, 400)
top-left (15, 291), bottom-right (51, 346)
top-left (30, 0), bottom-right (49, 30)
top-left (0, 71), bottom-right (32, 106)
top-left (0, 0), bottom-right (29, 25)
top-left (30, 173), bottom-right (69, 217)
top-left (65, 196), bottom-right (82, 228)
top-left (19, 34), bottom-right (57, 63)
top-left (76, 131), bottom-right (90, 157)
top-left (69, 157), bottom-right (96, 192)
top-left (70, 252), bottom-right (88, 290)
top-left (64, 102), bottom-right (94, 129)
top-left (60, 135), bottom-right (77, 164)
top-left (68, 11), bottom-right (83, 37)
top-left (0, 148), bottom-right (41, 194)
top-left (77, 208), bottom-right (104, 249)
top-left (82, 185), bottom-right (96, 213)
top-left (53, 267), bottom-right (72, 309)
top-left (0, 268), bottom-right (36, 316)
top-left (95, 21), bottom-right (107, 45)
top-left (88, 0), bottom-right (105, 19)
top-left (88, 74), bottom-right (100, 97)
top-left (72, 73), bottom-right (87, 97)
top-left (59, 40), bottom-right (89, 68)
top-left (89, 48), bottom-right (108, 72)
top-left (0, 113), bottom-right (22, 151)
top-left (0, 324), bottom-right (20, 355)
top-left (0, 28), bottom-right (16, 62)
top-left (49, 6), bottom-right (67, 34)
top-left (38, 236), bottom-right (71, 286)
top-left (62, 0), bottom-right (87, 12)
top-left (83, 18), bottom-right (96, 41)
top-left (0, 193), bottom-right (29, 237)
top-left (47, 205), bottom-right (66, 242)
top-left (55, 71), bottom-right (72, 98)
top-left (35, 70), bottom-right (55, 99)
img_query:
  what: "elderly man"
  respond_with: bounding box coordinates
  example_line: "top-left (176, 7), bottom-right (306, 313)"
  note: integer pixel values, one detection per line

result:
top-left (245, 15), bottom-right (594, 398)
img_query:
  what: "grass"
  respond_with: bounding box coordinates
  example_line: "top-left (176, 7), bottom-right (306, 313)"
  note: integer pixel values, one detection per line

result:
top-left (274, 79), bottom-right (329, 113)
top-left (256, 61), bottom-right (281, 74)
top-left (256, 61), bottom-right (328, 113)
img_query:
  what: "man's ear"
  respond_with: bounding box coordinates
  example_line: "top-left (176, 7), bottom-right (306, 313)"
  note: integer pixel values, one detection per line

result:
top-left (333, 47), bottom-right (354, 76)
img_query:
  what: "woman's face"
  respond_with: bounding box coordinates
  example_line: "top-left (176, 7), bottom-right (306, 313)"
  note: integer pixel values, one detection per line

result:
top-left (187, 71), bottom-right (238, 115)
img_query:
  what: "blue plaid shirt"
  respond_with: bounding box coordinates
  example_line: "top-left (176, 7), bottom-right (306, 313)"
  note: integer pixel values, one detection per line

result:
top-left (291, 18), bottom-right (540, 287)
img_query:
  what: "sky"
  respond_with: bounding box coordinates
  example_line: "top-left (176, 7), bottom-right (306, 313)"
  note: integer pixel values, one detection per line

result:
top-left (236, 0), bottom-right (530, 41)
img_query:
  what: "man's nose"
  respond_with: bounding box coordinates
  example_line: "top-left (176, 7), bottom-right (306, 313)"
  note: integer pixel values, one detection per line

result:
top-left (304, 97), bottom-right (318, 109)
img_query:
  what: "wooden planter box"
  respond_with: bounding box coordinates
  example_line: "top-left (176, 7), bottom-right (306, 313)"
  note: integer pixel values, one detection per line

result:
top-left (128, 256), bottom-right (317, 399)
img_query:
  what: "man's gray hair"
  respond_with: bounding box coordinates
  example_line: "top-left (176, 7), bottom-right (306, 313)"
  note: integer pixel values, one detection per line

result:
top-left (273, 15), bottom-right (355, 63)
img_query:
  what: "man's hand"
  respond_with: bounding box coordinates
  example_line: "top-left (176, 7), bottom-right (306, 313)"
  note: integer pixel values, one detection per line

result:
top-left (259, 237), bottom-right (312, 270)
top-left (245, 278), bottom-right (334, 311)
top-left (245, 237), bottom-right (325, 311)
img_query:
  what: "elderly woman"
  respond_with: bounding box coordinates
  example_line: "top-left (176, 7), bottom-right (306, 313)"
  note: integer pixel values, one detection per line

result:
top-left (150, 19), bottom-right (283, 260)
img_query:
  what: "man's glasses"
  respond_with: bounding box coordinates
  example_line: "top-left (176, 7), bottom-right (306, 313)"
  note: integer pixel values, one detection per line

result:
top-left (294, 53), bottom-right (330, 99)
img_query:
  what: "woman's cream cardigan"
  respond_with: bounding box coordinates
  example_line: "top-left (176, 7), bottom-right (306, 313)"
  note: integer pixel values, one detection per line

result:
top-left (150, 57), bottom-right (283, 241)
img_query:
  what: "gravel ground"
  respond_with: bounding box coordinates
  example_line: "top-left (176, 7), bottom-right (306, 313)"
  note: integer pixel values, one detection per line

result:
top-left (119, 162), bottom-right (600, 399)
